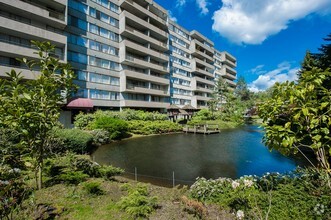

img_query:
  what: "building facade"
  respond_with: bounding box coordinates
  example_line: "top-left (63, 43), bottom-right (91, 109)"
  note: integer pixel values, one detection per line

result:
top-left (0, 0), bottom-right (237, 112)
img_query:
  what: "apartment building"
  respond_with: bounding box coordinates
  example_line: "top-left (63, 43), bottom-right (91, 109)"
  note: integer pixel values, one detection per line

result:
top-left (0, 0), bottom-right (237, 114)
top-left (0, 0), bottom-right (67, 79)
top-left (214, 50), bottom-right (237, 90)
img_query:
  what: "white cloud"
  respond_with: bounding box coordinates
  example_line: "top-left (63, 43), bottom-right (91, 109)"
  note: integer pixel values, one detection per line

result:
top-left (212, 0), bottom-right (331, 44)
top-left (176, 0), bottom-right (187, 8)
top-left (249, 64), bottom-right (266, 74)
top-left (248, 62), bottom-right (299, 92)
top-left (196, 0), bottom-right (209, 15)
top-left (168, 10), bottom-right (178, 22)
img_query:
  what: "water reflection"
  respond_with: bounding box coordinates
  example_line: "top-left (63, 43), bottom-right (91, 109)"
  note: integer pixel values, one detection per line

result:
top-left (93, 125), bottom-right (310, 185)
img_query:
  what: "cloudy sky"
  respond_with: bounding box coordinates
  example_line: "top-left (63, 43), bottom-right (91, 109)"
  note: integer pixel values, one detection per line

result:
top-left (156, 0), bottom-right (331, 91)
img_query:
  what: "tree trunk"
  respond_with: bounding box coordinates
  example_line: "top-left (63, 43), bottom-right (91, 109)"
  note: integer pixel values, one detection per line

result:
top-left (38, 162), bottom-right (42, 190)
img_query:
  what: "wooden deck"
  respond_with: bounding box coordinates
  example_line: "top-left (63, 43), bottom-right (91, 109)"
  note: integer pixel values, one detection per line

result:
top-left (183, 125), bottom-right (220, 134)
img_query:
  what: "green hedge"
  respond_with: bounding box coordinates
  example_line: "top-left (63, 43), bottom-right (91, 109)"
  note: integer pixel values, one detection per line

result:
top-left (74, 109), bottom-right (168, 129)
top-left (52, 128), bottom-right (94, 153)
top-left (128, 120), bottom-right (182, 135)
top-left (89, 116), bottom-right (129, 140)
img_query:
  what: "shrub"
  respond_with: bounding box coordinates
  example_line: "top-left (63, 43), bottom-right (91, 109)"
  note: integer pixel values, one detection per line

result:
top-left (71, 157), bottom-right (101, 177)
top-left (181, 195), bottom-right (207, 219)
top-left (52, 128), bottom-right (94, 153)
top-left (90, 116), bottom-right (129, 140)
top-left (189, 169), bottom-right (331, 219)
top-left (118, 183), bottom-right (158, 218)
top-left (57, 171), bottom-right (89, 185)
top-left (88, 129), bottom-right (110, 146)
top-left (128, 120), bottom-right (182, 135)
top-left (0, 165), bottom-right (30, 219)
top-left (74, 112), bottom-right (95, 129)
top-left (83, 181), bottom-right (104, 195)
top-left (100, 166), bottom-right (124, 180)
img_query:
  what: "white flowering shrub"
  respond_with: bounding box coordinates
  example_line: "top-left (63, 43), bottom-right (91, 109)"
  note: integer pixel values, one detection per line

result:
top-left (190, 169), bottom-right (331, 219)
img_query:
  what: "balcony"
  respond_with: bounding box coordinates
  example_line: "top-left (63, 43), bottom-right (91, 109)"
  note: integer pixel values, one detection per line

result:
top-left (120, 11), bottom-right (168, 40)
top-left (123, 84), bottom-right (169, 96)
top-left (119, 0), bottom-right (167, 27)
top-left (122, 40), bottom-right (168, 63)
top-left (194, 58), bottom-right (214, 70)
top-left (0, 16), bottom-right (66, 45)
top-left (121, 54), bottom-right (168, 74)
top-left (121, 100), bottom-right (170, 108)
top-left (120, 25), bottom-right (168, 52)
top-left (220, 65), bottom-right (237, 80)
top-left (220, 52), bottom-right (237, 68)
top-left (193, 95), bottom-right (211, 101)
top-left (192, 76), bottom-right (215, 86)
top-left (122, 69), bottom-right (169, 85)
top-left (225, 78), bottom-right (236, 88)
top-left (2, 0), bottom-right (67, 28)
top-left (0, 65), bottom-right (40, 80)
top-left (192, 49), bottom-right (214, 63)
top-left (191, 39), bottom-right (214, 54)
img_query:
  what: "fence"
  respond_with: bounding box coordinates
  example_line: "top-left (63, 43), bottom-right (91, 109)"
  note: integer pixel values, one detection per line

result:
top-left (122, 167), bottom-right (195, 188)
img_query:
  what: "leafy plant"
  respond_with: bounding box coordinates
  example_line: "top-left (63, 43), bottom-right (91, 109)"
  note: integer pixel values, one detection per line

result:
top-left (90, 116), bottom-right (129, 140)
top-left (57, 171), bottom-right (88, 185)
top-left (52, 128), bottom-right (94, 154)
top-left (0, 41), bottom-right (76, 189)
top-left (118, 183), bottom-right (158, 218)
top-left (88, 129), bottom-right (110, 146)
top-left (83, 181), bottom-right (104, 195)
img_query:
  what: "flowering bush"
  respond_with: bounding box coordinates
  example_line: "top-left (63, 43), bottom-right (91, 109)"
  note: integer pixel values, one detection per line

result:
top-left (0, 166), bottom-right (30, 219)
top-left (190, 170), bottom-right (331, 219)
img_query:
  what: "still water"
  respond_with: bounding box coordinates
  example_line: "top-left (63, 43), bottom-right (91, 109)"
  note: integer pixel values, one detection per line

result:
top-left (93, 125), bottom-right (310, 185)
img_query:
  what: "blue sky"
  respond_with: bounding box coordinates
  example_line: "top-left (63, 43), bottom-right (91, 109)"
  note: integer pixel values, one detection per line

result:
top-left (155, 0), bottom-right (331, 92)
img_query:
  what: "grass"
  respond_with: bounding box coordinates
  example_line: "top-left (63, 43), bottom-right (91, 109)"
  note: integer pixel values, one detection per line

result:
top-left (16, 176), bottom-right (234, 220)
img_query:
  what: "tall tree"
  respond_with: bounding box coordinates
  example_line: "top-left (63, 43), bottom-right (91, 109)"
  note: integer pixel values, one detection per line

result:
top-left (0, 41), bottom-right (76, 189)
top-left (315, 33), bottom-right (331, 70)
top-left (235, 76), bottom-right (251, 101)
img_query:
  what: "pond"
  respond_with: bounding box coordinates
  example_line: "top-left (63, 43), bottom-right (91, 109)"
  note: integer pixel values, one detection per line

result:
top-left (92, 125), bottom-right (311, 186)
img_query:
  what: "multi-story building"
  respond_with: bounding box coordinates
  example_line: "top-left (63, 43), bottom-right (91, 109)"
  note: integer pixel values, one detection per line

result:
top-left (0, 0), bottom-right (67, 80)
top-left (214, 50), bottom-right (237, 90)
top-left (0, 0), bottom-right (237, 115)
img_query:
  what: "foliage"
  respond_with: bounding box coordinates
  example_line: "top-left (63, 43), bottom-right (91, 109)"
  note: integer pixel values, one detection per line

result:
top-left (190, 169), bottom-right (331, 219)
top-left (83, 181), bottom-right (104, 195)
top-left (0, 41), bottom-right (76, 189)
top-left (128, 120), bottom-right (182, 135)
top-left (90, 116), bottom-right (129, 140)
top-left (88, 129), bottom-right (110, 146)
top-left (57, 171), bottom-right (89, 185)
top-left (100, 166), bottom-right (124, 180)
top-left (44, 155), bottom-right (123, 186)
top-left (52, 128), bottom-right (94, 154)
top-left (235, 76), bottom-right (252, 101)
top-left (258, 68), bottom-right (331, 170)
top-left (118, 183), bottom-right (158, 218)
top-left (0, 165), bottom-right (31, 220)
top-left (74, 112), bottom-right (96, 129)
top-left (74, 109), bottom-right (168, 130)
top-left (181, 195), bottom-right (207, 219)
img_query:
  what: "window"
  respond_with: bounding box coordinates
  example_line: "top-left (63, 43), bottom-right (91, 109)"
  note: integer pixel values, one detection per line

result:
top-left (75, 89), bottom-right (88, 98)
top-left (69, 16), bottom-right (87, 30)
top-left (68, 51), bottom-right (87, 64)
top-left (69, 0), bottom-right (88, 14)
top-left (76, 70), bottom-right (87, 81)
top-left (110, 2), bottom-right (119, 13)
top-left (89, 24), bottom-right (99, 35)
top-left (89, 8), bottom-right (96, 17)
top-left (89, 56), bottom-right (119, 70)
top-left (68, 34), bottom-right (88, 47)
